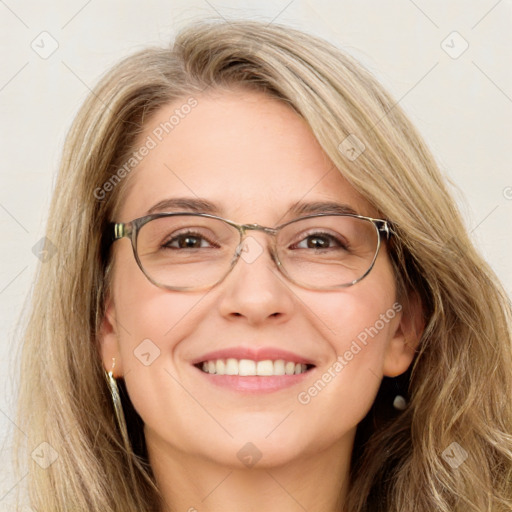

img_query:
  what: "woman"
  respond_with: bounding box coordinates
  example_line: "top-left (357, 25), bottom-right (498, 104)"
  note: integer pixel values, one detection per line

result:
top-left (16, 19), bottom-right (512, 512)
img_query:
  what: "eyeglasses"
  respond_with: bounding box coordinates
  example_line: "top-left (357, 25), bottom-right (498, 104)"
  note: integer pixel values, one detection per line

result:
top-left (107, 212), bottom-right (391, 292)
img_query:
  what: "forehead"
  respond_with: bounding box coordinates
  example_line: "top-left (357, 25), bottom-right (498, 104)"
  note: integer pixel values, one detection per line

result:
top-left (117, 89), bottom-right (373, 223)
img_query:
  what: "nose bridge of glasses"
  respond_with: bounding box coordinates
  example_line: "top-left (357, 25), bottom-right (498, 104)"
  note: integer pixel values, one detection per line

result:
top-left (239, 223), bottom-right (279, 249)
top-left (230, 223), bottom-right (280, 266)
top-left (241, 223), bottom-right (278, 235)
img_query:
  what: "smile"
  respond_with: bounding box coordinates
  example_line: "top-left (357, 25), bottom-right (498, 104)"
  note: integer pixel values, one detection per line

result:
top-left (197, 358), bottom-right (314, 376)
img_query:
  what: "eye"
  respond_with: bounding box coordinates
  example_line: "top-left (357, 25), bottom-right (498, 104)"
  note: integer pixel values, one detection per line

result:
top-left (163, 230), bottom-right (217, 249)
top-left (293, 231), bottom-right (349, 251)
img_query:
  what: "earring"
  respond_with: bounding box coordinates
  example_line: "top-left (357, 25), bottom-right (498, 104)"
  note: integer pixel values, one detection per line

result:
top-left (106, 358), bottom-right (131, 451)
top-left (393, 394), bottom-right (407, 411)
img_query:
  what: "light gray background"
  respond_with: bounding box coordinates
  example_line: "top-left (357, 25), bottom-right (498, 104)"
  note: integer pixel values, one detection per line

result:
top-left (1, 1), bottom-right (511, 508)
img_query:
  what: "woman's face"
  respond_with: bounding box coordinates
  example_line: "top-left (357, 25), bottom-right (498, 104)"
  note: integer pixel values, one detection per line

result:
top-left (100, 89), bottom-right (417, 469)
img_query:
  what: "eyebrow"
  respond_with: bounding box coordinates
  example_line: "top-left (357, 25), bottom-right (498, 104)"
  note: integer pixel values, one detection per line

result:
top-left (146, 197), bottom-right (221, 215)
top-left (287, 200), bottom-right (358, 217)
top-left (146, 197), bottom-right (358, 218)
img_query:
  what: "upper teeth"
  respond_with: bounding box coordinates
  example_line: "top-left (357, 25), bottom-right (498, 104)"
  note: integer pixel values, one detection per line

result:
top-left (201, 359), bottom-right (308, 376)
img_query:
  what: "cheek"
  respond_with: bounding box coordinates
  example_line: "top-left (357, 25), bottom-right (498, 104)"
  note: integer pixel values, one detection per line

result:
top-left (297, 261), bottom-right (399, 428)
top-left (111, 241), bottom-right (203, 348)
top-left (321, 285), bottom-right (397, 361)
top-left (312, 251), bottom-right (397, 358)
top-left (110, 247), bottom-right (207, 412)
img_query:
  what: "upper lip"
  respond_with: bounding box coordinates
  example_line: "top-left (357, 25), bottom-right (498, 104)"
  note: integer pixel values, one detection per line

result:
top-left (191, 347), bottom-right (316, 366)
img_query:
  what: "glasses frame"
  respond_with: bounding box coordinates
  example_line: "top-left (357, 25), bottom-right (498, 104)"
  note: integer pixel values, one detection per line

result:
top-left (107, 212), bottom-right (391, 292)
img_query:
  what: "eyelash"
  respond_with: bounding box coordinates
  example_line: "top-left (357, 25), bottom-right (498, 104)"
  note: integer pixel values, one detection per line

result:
top-left (162, 230), bottom-right (219, 249)
top-left (291, 232), bottom-right (349, 251)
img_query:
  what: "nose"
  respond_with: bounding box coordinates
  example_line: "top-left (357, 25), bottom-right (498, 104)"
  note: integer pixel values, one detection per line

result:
top-left (216, 234), bottom-right (295, 325)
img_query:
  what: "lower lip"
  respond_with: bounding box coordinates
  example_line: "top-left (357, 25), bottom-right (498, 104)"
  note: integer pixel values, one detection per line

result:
top-left (194, 366), bottom-right (314, 393)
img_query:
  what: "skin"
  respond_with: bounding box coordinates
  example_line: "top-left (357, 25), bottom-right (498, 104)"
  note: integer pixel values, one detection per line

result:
top-left (100, 89), bottom-right (422, 512)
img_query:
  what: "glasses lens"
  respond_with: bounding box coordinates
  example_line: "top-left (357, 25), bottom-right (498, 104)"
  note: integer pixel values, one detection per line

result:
top-left (136, 215), bottom-right (239, 289)
top-left (276, 215), bottom-right (380, 288)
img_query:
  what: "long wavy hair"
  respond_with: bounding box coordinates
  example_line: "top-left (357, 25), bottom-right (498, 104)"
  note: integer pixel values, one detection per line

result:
top-left (15, 19), bottom-right (512, 512)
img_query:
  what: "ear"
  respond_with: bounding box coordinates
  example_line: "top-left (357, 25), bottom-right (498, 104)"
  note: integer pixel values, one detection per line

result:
top-left (382, 292), bottom-right (424, 377)
top-left (98, 293), bottom-right (124, 377)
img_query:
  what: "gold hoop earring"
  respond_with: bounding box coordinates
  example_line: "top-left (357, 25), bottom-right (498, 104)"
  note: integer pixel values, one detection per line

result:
top-left (106, 358), bottom-right (131, 451)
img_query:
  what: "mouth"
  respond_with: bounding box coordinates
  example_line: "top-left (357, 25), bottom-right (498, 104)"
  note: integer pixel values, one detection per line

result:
top-left (191, 347), bottom-right (316, 393)
top-left (194, 358), bottom-right (315, 376)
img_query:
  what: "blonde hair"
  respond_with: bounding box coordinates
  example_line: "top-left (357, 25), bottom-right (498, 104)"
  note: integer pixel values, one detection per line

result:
top-left (15, 19), bottom-right (512, 511)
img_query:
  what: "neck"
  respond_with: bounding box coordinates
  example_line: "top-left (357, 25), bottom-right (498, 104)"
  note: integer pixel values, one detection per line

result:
top-left (146, 429), bottom-right (354, 512)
